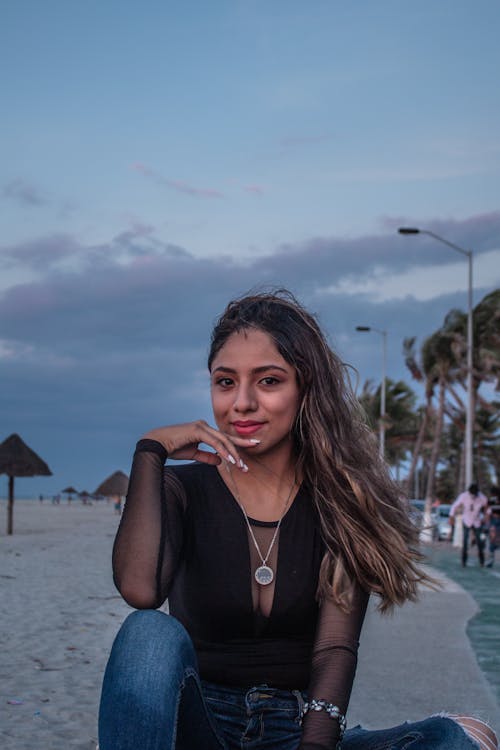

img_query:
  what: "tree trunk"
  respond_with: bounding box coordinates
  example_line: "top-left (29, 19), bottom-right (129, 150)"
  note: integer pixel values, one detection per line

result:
top-left (423, 377), bottom-right (446, 541)
top-left (472, 383), bottom-right (478, 486)
top-left (476, 434), bottom-right (483, 489)
top-left (7, 475), bottom-right (14, 535)
top-left (454, 445), bottom-right (463, 496)
top-left (405, 407), bottom-right (429, 496)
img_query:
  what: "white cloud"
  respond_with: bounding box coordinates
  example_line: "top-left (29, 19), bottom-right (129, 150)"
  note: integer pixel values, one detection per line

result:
top-left (318, 248), bottom-right (500, 303)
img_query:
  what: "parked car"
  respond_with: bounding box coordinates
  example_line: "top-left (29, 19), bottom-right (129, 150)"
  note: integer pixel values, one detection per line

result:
top-left (408, 500), bottom-right (451, 542)
top-left (432, 504), bottom-right (452, 541)
top-left (408, 499), bottom-right (426, 530)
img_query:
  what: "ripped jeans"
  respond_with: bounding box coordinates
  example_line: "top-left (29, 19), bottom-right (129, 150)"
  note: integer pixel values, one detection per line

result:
top-left (98, 611), bottom-right (483, 749)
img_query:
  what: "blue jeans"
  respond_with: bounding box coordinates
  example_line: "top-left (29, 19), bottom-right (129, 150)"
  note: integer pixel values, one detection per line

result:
top-left (98, 610), bottom-right (480, 749)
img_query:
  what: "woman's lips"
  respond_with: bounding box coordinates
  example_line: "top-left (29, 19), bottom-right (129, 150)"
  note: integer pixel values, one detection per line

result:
top-left (232, 421), bottom-right (265, 436)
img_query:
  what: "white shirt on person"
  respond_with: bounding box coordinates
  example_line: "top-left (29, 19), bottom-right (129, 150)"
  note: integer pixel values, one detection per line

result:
top-left (450, 491), bottom-right (487, 528)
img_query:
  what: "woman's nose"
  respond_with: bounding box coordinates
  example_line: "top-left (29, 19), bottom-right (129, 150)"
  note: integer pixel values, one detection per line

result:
top-left (233, 384), bottom-right (258, 412)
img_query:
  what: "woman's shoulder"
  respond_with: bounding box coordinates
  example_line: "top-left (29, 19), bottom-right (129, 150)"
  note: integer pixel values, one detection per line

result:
top-left (164, 463), bottom-right (230, 519)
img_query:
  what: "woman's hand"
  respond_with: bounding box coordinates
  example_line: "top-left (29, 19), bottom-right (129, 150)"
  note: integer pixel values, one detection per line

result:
top-left (141, 421), bottom-right (257, 471)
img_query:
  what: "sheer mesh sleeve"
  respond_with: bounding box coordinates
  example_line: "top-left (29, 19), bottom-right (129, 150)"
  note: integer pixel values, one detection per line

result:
top-left (112, 439), bottom-right (186, 609)
top-left (299, 585), bottom-right (369, 750)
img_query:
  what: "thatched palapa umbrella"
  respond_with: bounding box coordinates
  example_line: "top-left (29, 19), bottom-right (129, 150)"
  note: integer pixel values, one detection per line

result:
top-left (79, 489), bottom-right (91, 504)
top-left (95, 470), bottom-right (129, 498)
top-left (0, 433), bottom-right (52, 535)
top-left (61, 485), bottom-right (78, 501)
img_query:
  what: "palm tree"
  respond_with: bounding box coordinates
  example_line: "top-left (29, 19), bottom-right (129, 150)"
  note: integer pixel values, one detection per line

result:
top-left (403, 318), bottom-right (463, 538)
top-left (436, 291), bottom-right (500, 476)
top-left (472, 289), bottom-right (500, 392)
top-left (475, 401), bottom-right (500, 488)
top-left (359, 378), bottom-right (418, 478)
top-left (402, 337), bottom-right (430, 497)
top-left (421, 324), bottom-right (462, 508)
top-left (403, 290), bottom-right (499, 512)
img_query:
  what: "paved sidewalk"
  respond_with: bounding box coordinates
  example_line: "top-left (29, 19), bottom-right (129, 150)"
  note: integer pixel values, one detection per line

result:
top-left (427, 542), bottom-right (500, 708)
top-left (347, 565), bottom-right (500, 736)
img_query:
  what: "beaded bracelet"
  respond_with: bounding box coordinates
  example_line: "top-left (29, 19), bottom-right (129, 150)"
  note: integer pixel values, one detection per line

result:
top-left (301, 698), bottom-right (346, 744)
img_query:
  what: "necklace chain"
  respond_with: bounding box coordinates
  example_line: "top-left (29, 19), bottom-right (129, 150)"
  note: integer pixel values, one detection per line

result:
top-left (227, 465), bottom-right (296, 584)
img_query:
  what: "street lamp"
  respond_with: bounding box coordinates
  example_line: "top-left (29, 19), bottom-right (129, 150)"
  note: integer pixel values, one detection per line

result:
top-left (356, 325), bottom-right (387, 459)
top-left (398, 227), bottom-right (474, 488)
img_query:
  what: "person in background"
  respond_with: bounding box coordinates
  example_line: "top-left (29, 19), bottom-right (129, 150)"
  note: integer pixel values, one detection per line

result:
top-left (450, 483), bottom-right (488, 567)
top-left (113, 495), bottom-right (122, 515)
top-left (486, 505), bottom-right (500, 568)
top-left (98, 291), bottom-right (497, 750)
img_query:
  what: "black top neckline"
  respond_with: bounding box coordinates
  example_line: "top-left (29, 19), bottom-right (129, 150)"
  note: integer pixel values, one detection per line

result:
top-left (211, 464), bottom-right (303, 528)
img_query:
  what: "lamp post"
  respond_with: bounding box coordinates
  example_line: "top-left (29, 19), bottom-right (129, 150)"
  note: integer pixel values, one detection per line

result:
top-left (398, 227), bottom-right (474, 489)
top-left (356, 326), bottom-right (387, 459)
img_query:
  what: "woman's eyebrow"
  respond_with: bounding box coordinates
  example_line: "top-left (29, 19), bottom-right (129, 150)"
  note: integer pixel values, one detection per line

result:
top-left (212, 365), bottom-right (289, 375)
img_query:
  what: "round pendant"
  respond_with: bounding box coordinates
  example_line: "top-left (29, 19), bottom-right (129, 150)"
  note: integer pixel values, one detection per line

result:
top-left (255, 565), bottom-right (274, 585)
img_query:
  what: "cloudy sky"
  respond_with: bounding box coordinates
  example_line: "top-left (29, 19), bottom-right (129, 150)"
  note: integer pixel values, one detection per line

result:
top-left (1, 1), bottom-right (499, 497)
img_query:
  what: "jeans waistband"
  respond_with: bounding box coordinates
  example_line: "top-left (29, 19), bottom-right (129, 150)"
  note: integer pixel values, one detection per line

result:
top-left (202, 680), bottom-right (307, 716)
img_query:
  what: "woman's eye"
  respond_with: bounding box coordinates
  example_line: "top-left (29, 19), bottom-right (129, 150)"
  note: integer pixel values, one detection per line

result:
top-left (216, 378), bottom-right (234, 387)
top-left (260, 376), bottom-right (280, 386)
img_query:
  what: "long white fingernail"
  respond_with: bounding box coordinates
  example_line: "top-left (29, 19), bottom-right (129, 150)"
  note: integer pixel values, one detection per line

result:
top-left (249, 439), bottom-right (261, 444)
top-left (240, 460), bottom-right (249, 472)
top-left (227, 454), bottom-right (236, 465)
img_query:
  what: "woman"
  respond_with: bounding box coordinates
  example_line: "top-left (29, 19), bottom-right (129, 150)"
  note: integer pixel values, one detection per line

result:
top-left (99, 291), bottom-right (497, 750)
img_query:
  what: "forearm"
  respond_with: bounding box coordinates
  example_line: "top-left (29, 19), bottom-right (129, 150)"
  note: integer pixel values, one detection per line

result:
top-left (299, 649), bottom-right (356, 749)
top-left (112, 441), bottom-right (176, 608)
top-left (300, 587), bottom-right (369, 749)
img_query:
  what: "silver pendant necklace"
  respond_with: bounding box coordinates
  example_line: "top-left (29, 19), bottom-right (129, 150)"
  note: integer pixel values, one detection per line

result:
top-left (227, 466), bottom-right (296, 586)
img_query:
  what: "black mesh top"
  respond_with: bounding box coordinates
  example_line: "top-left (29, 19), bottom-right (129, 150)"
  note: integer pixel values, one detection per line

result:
top-left (112, 439), bottom-right (369, 750)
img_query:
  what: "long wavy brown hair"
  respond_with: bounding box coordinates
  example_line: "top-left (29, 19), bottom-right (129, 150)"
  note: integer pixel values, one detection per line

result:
top-left (208, 289), bottom-right (433, 612)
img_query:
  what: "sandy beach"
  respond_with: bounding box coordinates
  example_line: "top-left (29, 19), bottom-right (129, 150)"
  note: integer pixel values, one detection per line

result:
top-left (1, 499), bottom-right (129, 750)
top-left (1, 499), bottom-right (499, 749)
